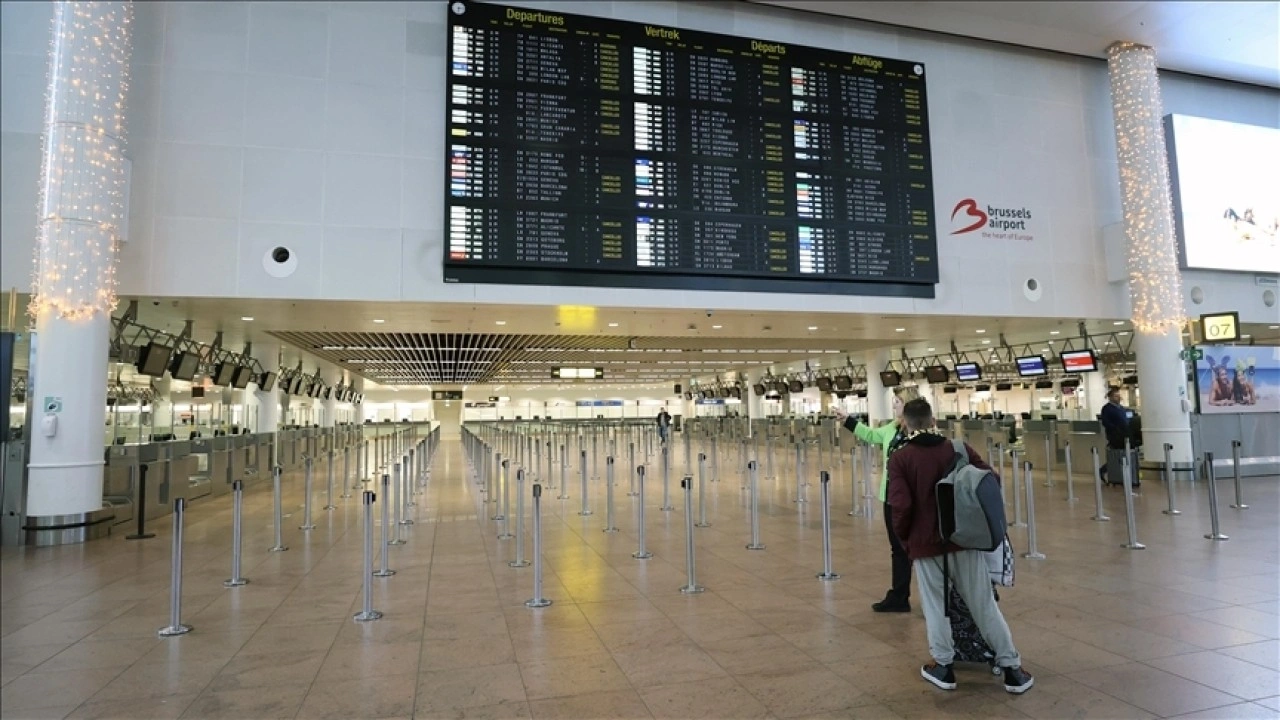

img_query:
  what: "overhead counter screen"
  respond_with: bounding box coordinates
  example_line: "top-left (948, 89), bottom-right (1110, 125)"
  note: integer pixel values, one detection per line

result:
top-left (444, 1), bottom-right (938, 297)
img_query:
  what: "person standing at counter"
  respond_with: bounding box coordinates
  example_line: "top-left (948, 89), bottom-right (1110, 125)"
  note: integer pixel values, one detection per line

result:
top-left (1098, 387), bottom-right (1128, 484)
top-left (835, 387), bottom-right (918, 613)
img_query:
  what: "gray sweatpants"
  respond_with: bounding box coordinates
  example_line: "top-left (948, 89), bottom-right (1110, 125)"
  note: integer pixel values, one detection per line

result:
top-left (914, 551), bottom-right (1022, 668)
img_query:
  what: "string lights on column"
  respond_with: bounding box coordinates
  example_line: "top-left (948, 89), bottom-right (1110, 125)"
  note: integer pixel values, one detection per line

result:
top-left (1106, 41), bottom-right (1184, 335)
top-left (30, 1), bottom-right (133, 322)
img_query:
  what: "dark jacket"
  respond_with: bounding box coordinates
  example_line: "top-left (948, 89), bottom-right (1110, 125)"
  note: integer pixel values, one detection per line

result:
top-left (887, 433), bottom-right (994, 561)
top-left (1100, 402), bottom-right (1128, 448)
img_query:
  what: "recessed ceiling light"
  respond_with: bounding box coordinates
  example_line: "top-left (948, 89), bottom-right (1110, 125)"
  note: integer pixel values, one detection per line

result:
top-left (373, 319), bottom-right (385, 324)
top-left (1270, 325), bottom-right (1279, 330)
top-left (1113, 321), bottom-right (1125, 326)
top-left (895, 328), bottom-right (905, 333)
top-left (982, 339), bottom-right (991, 344)
top-left (926, 347), bottom-right (935, 352)
top-left (975, 329), bottom-right (986, 334)
top-left (807, 326), bottom-right (818, 331)
top-left (240, 316), bottom-right (254, 322)
top-left (608, 322), bottom-right (618, 327)
top-left (1241, 334), bottom-right (1251, 339)
top-left (1049, 330), bottom-right (1060, 335)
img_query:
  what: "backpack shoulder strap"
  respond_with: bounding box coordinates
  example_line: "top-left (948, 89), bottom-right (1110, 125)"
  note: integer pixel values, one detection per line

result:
top-left (950, 439), bottom-right (968, 470)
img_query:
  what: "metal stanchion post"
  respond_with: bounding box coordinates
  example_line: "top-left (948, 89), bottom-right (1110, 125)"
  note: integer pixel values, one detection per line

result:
top-left (1119, 452), bottom-right (1145, 550)
top-left (224, 481), bottom-right (249, 587)
top-left (510, 469), bottom-right (530, 567)
top-left (374, 474), bottom-right (397, 576)
top-left (660, 446), bottom-right (674, 511)
top-left (794, 442), bottom-right (807, 503)
top-left (627, 442), bottom-right (637, 496)
top-left (546, 441), bottom-right (554, 489)
top-left (679, 477), bottom-right (705, 594)
top-left (324, 449), bottom-right (336, 510)
top-left (711, 435), bottom-right (719, 483)
top-left (354, 490), bottom-right (383, 621)
top-left (1230, 440), bottom-right (1247, 509)
top-left (158, 498), bottom-right (193, 637)
top-left (817, 471), bottom-right (839, 580)
top-left (1044, 434), bottom-right (1055, 487)
top-left (400, 456), bottom-right (415, 524)
top-left (579, 450), bottom-right (592, 516)
top-left (604, 457), bottom-right (619, 533)
top-left (526, 484), bottom-right (552, 608)
top-left (269, 465), bottom-right (288, 551)
top-left (388, 463), bottom-right (406, 544)
top-left (696, 452), bottom-right (710, 528)
top-left (1009, 450), bottom-right (1026, 528)
top-left (1090, 446), bottom-right (1110, 522)
top-left (633, 466), bottom-right (652, 559)
top-left (1203, 452), bottom-right (1229, 541)
top-left (557, 446), bottom-right (569, 500)
top-left (848, 446), bottom-right (860, 517)
top-left (341, 446), bottom-right (352, 499)
top-left (126, 464), bottom-right (156, 540)
top-left (1064, 441), bottom-right (1076, 502)
top-left (499, 460), bottom-right (513, 539)
top-left (1162, 443), bottom-right (1180, 515)
top-left (747, 460), bottom-right (764, 550)
top-left (299, 455), bottom-right (316, 530)
top-left (1021, 462), bottom-right (1046, 559)
top-left (492, 454), bottom-right (505, 516)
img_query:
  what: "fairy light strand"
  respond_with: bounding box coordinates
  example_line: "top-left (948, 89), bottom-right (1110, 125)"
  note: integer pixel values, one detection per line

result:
top-left (30, 1), bottom-right (133, 322)
top-left (1106, 42), bottom-right (1185, 335)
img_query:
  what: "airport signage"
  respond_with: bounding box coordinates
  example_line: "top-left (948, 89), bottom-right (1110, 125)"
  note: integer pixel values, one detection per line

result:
top-left (1199, 311), bottom-right (1240, 343)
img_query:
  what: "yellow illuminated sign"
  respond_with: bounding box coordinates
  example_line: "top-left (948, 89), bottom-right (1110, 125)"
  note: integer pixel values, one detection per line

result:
top-left (1199, 312), bottom-right (1240, 343)
top-left (557, 305), bottom-right (597, 330)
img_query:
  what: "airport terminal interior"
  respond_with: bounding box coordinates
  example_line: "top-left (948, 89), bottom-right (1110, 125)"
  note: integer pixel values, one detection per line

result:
top-left (1, 0), bottom-right (1278, 719)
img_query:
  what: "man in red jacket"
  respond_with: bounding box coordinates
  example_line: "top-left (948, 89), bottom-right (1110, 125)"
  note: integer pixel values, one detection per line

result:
top-left (887, 399), bottom-right (1033, 695)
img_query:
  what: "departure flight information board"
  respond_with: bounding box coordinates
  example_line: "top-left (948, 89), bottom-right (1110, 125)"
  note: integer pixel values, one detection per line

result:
top-left (444, 1), bottom-right (938, 297)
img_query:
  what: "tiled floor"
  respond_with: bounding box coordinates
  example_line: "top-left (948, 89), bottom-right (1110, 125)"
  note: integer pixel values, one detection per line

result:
top-left (2, 430), bottom-right (1278, 720)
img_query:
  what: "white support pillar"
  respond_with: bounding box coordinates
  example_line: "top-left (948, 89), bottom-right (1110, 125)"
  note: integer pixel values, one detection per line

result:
top-left (865, 348), bottom-right (892, 423)
top-left (26, 2), bottom-right (133, 520)
top-left (1106, 42), bottom-right (1193, 464)
top-left (1084, 362), bottom-right (1109, 418)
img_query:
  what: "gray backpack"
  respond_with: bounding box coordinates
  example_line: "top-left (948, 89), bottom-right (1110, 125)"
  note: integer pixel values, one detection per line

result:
top-left (935, 439), bottom-right (1006, 551)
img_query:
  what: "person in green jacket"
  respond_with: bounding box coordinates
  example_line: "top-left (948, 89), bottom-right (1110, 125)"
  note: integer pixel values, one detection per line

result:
top-left (835, 387), bottom-right (916, 612)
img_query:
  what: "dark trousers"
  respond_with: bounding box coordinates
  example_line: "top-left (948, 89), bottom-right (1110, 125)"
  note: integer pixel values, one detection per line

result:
top-left (883, 501), bottom-right (911, 601)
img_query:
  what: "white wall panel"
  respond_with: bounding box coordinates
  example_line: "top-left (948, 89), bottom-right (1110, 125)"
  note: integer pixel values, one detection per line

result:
top-left (155, 143), bottom-right (244, 219)
top-left (151, 217), bottom-right (240, 296)
top-left (322, 152), bottom-right (401, 227)
top-left (163, 1), bottom-right (249, 73)
top-left (0, 52), bottom-right (45, 134)
top-left (158, 67), bottom-right (247, 146)
top-left (324, 81), bottom-right (404, 154)
top-left (320, 227), bottom-right (403, 300)
top-left (241, 148), bottom-right (325, 224)
top-left (326, 11), bottom-right (405, 88)
top-left (247, 3), bottom-right (329, 79)
top-left (244, 74), bottom-right (327, 150)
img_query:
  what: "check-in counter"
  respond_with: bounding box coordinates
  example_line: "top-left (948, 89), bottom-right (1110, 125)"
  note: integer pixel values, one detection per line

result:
top-left (959, 420), bottom-right (985, 446)
top-left (1021, 420), bottom-right (1056, 469)
top-left (1066, 421), bottom-right (1107, 477)
top-left (103, 445), bottom-right (138, 526)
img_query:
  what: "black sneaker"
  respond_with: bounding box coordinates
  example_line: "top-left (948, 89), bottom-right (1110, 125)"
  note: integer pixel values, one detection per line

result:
top-left (872, 597), bottom-right (911, 613)
top-left (921, 662), bottom-right (956, 690)
top-left (1003, 666), bottom-right (1034, 694)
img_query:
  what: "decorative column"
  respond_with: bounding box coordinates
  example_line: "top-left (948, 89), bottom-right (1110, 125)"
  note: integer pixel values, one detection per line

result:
top-left (865, 348), bottom-right (892, 423)
top-left (1106, 42), bottom-right (1193, 464)
top-left (26, 2), bottom-right (133, 521)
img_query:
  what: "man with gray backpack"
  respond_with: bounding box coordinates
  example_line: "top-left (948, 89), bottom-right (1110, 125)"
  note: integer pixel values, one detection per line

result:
top-left (887, 398), bottom-right (1033, 695)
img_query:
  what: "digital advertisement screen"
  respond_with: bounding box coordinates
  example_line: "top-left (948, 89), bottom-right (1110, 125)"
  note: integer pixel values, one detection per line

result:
top-left (954, 362), bottom-right (981, 382)
top-left (1194, 345), bottom-right (1280, 414)
top-left (444, 0), bottom-right (938, 298)
top-left (1059, 349), bottom-right (1097, 373)
top-left (1165, 114), bottom-right (1280, 274)
top-left (1015, 356), bottom-right (1048, 378)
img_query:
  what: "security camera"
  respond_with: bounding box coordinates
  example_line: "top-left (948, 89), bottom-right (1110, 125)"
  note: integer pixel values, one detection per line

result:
top-left (705, 309), bottom-right (713, 318)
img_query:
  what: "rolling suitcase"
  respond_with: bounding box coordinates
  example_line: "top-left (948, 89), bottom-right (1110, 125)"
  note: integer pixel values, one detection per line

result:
top-left (949, 585), bottom-right (1000, 674)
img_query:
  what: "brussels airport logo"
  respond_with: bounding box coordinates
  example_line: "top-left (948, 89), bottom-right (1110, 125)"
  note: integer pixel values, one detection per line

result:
top-left (949, 198), bottom-right (1035, 241)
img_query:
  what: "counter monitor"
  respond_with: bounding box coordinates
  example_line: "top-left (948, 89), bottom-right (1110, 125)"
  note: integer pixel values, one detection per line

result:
top-left (954, 362), bottom-right (981, 382)
top-left (1015, 355), bottom-right (1048, 378)
top-left (1059, 348), bottom-right (1097, 373)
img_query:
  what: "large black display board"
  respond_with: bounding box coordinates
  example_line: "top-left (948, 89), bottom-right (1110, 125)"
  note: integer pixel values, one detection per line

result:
top-left (444, 1), bottom-right (938, 297)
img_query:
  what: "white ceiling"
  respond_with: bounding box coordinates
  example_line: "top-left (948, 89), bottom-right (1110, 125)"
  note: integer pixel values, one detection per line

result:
top-left (749, 1), bottom-right (1280, 88)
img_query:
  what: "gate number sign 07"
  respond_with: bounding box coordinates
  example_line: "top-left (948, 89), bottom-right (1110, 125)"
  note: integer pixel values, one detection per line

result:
top-left (1199, 312), bottom-right (1240, 342)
